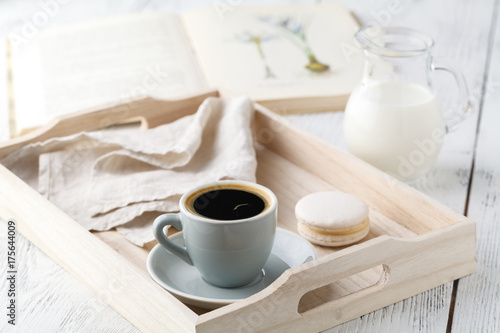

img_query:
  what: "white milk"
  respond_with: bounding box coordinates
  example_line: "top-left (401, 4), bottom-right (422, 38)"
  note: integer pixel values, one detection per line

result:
top-left (344, 81), bottom-right (445, 181)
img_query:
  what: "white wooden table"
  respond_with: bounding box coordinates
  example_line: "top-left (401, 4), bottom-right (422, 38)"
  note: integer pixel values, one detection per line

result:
top-left (1, 0), bottom-right (499, 332)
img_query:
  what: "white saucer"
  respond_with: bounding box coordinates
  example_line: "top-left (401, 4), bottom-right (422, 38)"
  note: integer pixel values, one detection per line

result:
top-left (147, 227), bottom-right (317, 310)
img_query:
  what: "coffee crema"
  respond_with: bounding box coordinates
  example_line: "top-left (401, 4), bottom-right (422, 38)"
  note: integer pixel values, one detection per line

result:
top-left (186, 185), bottom-right (271, 221)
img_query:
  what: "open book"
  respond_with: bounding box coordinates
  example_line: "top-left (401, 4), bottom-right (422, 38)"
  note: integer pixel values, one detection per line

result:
top-left (9, 2), bottom-right (362, 136)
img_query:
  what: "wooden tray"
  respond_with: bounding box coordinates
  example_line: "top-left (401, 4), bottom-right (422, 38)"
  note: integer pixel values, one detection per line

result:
top-left (0, 90), bottom-right (475, 332)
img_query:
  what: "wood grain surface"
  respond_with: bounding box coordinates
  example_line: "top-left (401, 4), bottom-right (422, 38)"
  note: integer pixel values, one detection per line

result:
top-left (0, 0), bottom-right (499, 332)
top-left (451, 4), bottom-right (500, 332)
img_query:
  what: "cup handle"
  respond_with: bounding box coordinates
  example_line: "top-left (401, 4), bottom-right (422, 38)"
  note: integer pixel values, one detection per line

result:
top-left (153, 214), bottom-right (193, 265)
top-left (431, 58), bottom-right (472, 132)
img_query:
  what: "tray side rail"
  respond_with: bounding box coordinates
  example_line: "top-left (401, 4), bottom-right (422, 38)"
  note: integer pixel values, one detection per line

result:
top-left (253, 106), bottom-right (473, 235)
top-left (197, 220), bottom-right (475, 332)
top-left (0, 164), bottom-right (199, 333)
top-left (0, 90), bottom-right (219, 159)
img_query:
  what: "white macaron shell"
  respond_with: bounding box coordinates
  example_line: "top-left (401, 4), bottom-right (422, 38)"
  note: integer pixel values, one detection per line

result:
top-left (295, 191), bottom-right (369, 231)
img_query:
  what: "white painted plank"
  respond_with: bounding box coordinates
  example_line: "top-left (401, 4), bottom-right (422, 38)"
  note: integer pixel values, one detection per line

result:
top-left (0, 1), bottom-right (150, 332)
top-left (0, 219), bottom-right (139, 333)
top-left (286, 0), bottom-right (495, 332)
top-left (0, 41), bottom-right (8, 141)
top-left (451, 5), bottom-right (500, 331)
top-left (0, 0), bottom-right (496, 332)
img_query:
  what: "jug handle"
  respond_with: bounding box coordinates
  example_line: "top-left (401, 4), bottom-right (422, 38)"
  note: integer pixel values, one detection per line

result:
top-left (431, 58), bottom-right (472, 132)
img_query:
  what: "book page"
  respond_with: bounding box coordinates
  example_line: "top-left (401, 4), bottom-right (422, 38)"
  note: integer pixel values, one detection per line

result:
top-left (182, 3), bottom-right (363, 104)
top-left (11, 12), bottom-right (207, 134)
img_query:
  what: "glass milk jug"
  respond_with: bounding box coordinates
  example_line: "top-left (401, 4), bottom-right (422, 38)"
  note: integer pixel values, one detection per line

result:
top-left (344, 26), bottom-right (470, 181)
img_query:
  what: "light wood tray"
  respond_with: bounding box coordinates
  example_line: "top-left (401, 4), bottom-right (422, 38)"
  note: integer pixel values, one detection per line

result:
top-left (0, 90), bottom-right (475, 332)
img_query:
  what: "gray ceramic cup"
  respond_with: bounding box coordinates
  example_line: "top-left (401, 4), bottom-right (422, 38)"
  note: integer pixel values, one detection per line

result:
top-left (153, 180), bottom-right (277, 288)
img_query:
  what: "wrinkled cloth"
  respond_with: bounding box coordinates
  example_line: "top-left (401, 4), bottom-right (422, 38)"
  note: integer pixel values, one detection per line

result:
top-left (1, 97), bottom-right (257, 246)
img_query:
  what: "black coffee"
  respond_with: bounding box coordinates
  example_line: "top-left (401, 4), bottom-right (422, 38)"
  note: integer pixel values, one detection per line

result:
top-left (192, 189), bottom-right (266, 220)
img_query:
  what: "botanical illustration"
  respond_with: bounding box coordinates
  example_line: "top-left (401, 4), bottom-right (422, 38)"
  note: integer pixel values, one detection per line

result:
top-left (260, 15), bottom-right (329, 73)
top-left (235, 32), bottom-right (276, 79)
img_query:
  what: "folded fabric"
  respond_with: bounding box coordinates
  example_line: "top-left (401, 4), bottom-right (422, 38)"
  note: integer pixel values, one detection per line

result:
top-left (1, 97), bottom-right (257, 246)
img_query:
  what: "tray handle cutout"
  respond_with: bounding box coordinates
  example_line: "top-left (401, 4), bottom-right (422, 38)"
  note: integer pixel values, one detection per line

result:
top-left (298, 264), bottom-right (390, 314)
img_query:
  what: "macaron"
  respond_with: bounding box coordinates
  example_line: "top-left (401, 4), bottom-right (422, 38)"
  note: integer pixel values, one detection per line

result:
top-left (295, 191), bottom-right (370, 247)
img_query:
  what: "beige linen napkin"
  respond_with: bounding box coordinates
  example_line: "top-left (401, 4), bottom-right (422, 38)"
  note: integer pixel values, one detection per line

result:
top-left (1, 97), bottom-right (257, 246)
